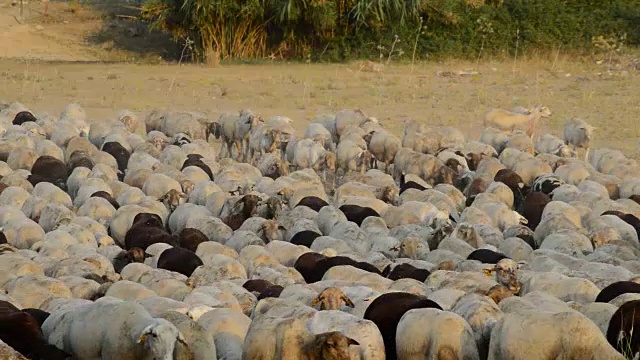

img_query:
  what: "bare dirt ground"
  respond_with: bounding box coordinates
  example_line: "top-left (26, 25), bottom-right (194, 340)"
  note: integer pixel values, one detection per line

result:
top-left (1, 1), bottom-right (639, 157)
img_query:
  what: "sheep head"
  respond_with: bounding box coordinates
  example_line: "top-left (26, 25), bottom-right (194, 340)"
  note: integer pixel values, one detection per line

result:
top-left (533, 105), bottom-right (552, 118)
top-left (307, 331), bottom-right (359, 360)
top-left (137, 319), bottom-right (188, 358)
top-left (312, 287), bottom-right (355, 310)
top-left (180, 179), bottom-right (195, 195)
top-left (323, 151), bottom-right (337, 171)
top-left (259, 220), bottom-right (282, 243)
top-left (158, 189), bottom-right (187, 211)
top-left (483, 258), bottom-right (521, 295)
top-left (150, 136), bottom-right (166, 151)
top-left (206, 121), bottom-right (222, 140)
top-left (435, 260), bottom-right (456, 271)
top-left (580, 123), bottom-right (596, 141)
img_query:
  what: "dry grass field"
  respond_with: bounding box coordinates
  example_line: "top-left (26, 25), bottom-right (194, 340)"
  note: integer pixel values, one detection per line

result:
top-left (1, 1), bottom-right (639, 157)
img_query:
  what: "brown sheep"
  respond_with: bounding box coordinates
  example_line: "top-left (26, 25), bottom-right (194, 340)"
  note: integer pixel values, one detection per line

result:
top-left (179, 228), bottom-right (209, 252)
top-left (312, 287), bottom-right (355, 310)
top-left (223, 194), bottom-right (261, 231)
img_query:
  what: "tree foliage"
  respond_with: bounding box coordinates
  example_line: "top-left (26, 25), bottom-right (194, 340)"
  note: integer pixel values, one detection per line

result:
top-left (140, 0), bottom-right (640, 61)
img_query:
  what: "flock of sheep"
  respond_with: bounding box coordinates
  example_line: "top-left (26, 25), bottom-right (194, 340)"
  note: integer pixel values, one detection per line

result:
top-left (0, 99), bottom-right (640, 360)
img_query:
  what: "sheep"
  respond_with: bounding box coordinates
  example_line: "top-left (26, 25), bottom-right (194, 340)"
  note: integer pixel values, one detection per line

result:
top-left (483, 105), bottom-right (552, 138)
top-left (220, 110), bottom-right (263, 161)
top-left (489, 310), bottom-right (623, 360)
top-left (396, 308), bottom-right (480, 359)
top-left (42, 301), bottom-right (188, 360)
top-left (563, 118), bottom-right (596, 161)
top-left (367, 130), bottom-right (401, 172)
top-left (248, 123), bottom-right (282, 163)
top-left (311, 287), bottom-right (355, 311)
top-left (304, 123), bottom-right (335, 151)
top-left (363, 292), bottom-right (442, 360)
top-left (536, 133), bottom-right (577, 157)
top-left (293, 138), bottom-right (337, 184)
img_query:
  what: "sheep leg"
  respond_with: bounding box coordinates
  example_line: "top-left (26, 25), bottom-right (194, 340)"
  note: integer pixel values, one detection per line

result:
top-left (584, 147), bottom-right (590, 162)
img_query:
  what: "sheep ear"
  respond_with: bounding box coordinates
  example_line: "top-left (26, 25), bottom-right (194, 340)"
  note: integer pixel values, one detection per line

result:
top-left (483, 268), bottom-right (495, 277)
top-left (311, 297), bottom-right (321, 308)
top-left (343, 295), bottom-right (355, 308)
top-left (347, 337), bottom-right (360, 346)
top-left (137, 326), bottom-right (153, 344)
top-left (177, 332), bottom-right (188, 346)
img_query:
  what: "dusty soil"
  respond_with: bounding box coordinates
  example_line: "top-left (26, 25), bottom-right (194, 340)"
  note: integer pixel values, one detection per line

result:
top-left (1, 1), bottom-right (639, 158)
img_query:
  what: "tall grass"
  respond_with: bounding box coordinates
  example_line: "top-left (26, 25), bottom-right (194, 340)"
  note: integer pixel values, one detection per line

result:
top-left (140, 0), bottom-right (640, 62)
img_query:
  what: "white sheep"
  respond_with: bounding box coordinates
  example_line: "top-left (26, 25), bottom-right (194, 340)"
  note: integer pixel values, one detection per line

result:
top-left (483, 105), bottom-right (552, 138)
top-left (563, 118), bottom-right (596, 161)
top-left (43, 301), bottom-right (188, 360)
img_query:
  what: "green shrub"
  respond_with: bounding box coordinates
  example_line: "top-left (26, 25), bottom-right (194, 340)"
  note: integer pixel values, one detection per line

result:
top-left (140, 0), bottom-right (640, 62)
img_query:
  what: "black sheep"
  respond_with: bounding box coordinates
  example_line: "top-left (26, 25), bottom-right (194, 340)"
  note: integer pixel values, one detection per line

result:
top-left (242, 279), bottom-right (277, 295)
top-left (399, 173), bottom-right (427, 194)
top-left (305, 256), bottom-right (381, 283)
top-left (90, 191), bottom-right (119, 210)
top-left (179, 228), bottom-right (209, 252)
top-left (383, 263), bottom-right (430, 282)
top-left (363, 292), bottom-right (442, 360)
top-left (294, 252), bottom-right (328, 284)
top-left (131, 212), bottom-right (164, 230)
top-left (0, 303), bottom-right (71, 360)
top-left (518, 192), bottom-right (551, 231)
top-left (30, 156), bottom-right (68, 190)
top-left (124, 217), bottom-right (177, 251)
top-left (181, 154), bottom-right (214, 181)
top-left (607, 299), bottom-right (640, 358)
top-left (494, 168), bottom-right (527, 209)
top-left (157, 247), bottom-right (204, 277)
top-left (289, 230), bottom-right (322, 248)
top-left (20, 309), bottom-right (50, 328)
top-left (295, 196), bottom-right (329, 212)
top-left (339, 204), bottom-right (380, 227)
top-left (0, 231), bottom-right (6, 244)
top-left (67, 150), bottom-right (95, 174)
top-left (257, 285), bottom-right (284, 300)
top-left (12, 111), bottom-right (37, 125)
top-left (595, 281), bottom-right (640, 303)
top-left (467, 249), bottom-right (509, 264)
top-left (101, 141), bottom-right (130, 180)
